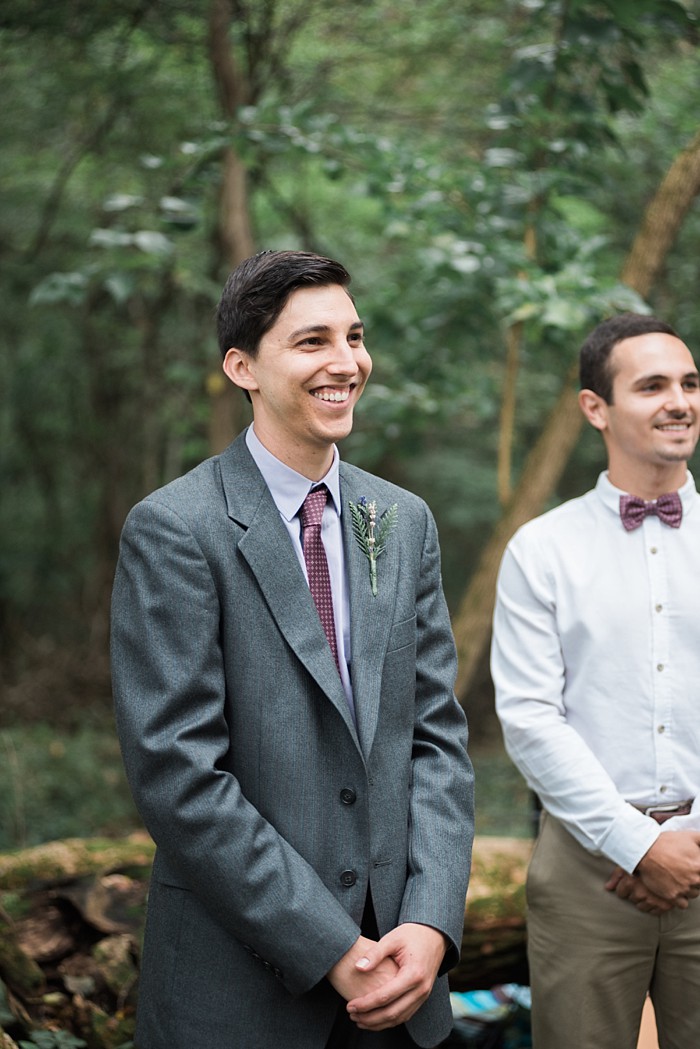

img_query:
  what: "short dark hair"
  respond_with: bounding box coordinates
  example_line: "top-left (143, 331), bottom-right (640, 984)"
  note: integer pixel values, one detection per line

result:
top-left (216, 250), bottom-right (352, 359)
top-left (579, 312), bottom-right (679, 404)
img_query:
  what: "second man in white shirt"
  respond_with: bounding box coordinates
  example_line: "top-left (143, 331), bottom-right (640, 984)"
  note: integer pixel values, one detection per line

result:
top-left (492, 312), bottom-right (700, 1049)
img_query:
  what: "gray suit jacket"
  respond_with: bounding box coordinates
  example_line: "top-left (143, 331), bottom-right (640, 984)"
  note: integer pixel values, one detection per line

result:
top-left (111, 432), bottom-right (473, 1049)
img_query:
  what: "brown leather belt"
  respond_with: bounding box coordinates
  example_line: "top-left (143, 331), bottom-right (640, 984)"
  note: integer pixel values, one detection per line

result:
top-left (633, 799), bottom-right (694, 824)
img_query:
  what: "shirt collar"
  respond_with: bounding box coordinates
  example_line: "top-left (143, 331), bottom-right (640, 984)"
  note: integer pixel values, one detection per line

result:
top-left (245, 424), bottom-right (342, 522)
top-left (594, 469), bottom-right (697, 519)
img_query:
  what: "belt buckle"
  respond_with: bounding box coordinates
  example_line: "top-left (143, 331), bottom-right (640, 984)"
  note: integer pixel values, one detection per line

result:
top-left (644, 802), bottom-right (684, 818)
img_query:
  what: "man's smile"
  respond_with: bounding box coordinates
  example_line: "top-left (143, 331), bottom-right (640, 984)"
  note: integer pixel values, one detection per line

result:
top-left (655, 420), bottom-right (694, 431)
top-left (311, 386), bottom-right (353, 403)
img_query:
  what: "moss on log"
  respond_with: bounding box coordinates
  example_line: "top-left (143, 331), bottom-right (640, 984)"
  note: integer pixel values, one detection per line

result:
top-left (0, 836), bottom-right (155, 893)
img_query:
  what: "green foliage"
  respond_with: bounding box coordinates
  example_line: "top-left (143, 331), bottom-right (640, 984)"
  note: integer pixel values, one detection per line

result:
top-left (471, 745), bottom-right (534, 839)
top-left (19, 1032), bottom-right (87, 1049)
top-left (0, 726), bottom-right (140, 851)
top-left (0, 725), bottom-right (525, 847)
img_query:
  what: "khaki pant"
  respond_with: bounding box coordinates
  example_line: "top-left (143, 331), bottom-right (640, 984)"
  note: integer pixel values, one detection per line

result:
top-left (527, 813), bottom-right (700, 1049)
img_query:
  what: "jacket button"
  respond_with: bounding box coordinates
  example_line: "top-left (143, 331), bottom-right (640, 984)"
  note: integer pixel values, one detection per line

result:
top-left (340, 869), bottom-right (357, 887)
top-left (340, 788), bottom-right (356, 805)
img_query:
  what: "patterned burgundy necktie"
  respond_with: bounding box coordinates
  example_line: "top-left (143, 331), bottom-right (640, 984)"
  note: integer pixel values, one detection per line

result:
top-left (300, 487), bottom-right (339, 670)
top-left (619, 491), bottom-right (683, 532)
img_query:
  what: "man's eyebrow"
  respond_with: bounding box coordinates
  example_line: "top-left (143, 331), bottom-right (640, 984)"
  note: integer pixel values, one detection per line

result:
top-left (632, 373), bottom-right (666, 386)
top-left (288, 320), bottom-right (364, 339)
top-left (632, 370), bottom-right (700, 386)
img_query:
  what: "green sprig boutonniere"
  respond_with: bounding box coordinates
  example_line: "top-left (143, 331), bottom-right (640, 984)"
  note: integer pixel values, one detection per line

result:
top-left (348, 497), bottom-right (398, 597)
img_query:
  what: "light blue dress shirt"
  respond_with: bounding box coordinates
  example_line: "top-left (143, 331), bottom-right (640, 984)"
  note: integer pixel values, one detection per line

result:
top-left (245, 425), bottom-right (355, 719)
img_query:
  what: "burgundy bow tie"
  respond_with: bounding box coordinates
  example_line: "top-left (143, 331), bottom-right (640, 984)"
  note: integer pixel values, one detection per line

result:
top-left (619, 492), bottom-right (683, 532)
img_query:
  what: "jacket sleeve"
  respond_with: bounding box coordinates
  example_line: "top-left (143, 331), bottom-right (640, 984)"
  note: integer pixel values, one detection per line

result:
top-left (397, 503), bottom-right (475, 972)
top-left (111, 496), bottom-right (361, 996)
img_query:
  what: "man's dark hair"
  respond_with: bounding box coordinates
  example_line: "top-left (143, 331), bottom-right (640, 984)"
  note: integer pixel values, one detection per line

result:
top-left (579, 312), bottom-right (679, 404)
top-left (216, 250), bottom-right (352, 359)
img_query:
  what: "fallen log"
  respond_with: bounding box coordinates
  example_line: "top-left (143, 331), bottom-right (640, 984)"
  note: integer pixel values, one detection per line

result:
top-left (0, 833), bottom-right (532, 1042)
top-left (0, 834), bottom-right (153, 1046)
top-left (0, 835), bottom-right (155, 892)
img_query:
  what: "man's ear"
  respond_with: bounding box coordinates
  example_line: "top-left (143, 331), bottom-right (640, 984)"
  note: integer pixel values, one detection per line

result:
top-left (578, 388), bottom-right (609, 432)
top-left (223, 347), bottom-right (259, 393)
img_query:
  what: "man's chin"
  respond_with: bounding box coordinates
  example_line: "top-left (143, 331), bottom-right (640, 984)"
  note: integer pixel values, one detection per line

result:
top-left (323, 415), bottom-right (355, 442)
top-left (657, 447), bottom-right (697, 464)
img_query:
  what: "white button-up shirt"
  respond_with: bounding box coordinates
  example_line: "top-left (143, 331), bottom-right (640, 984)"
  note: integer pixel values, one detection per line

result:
top-left (492, 470), bottom-right (700, 874)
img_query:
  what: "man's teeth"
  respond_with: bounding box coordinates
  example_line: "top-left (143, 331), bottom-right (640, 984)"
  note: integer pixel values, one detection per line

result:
top-left (313, 390), bottom-right (349, 402)
top-left (658, 423), bottom-right (689, 430)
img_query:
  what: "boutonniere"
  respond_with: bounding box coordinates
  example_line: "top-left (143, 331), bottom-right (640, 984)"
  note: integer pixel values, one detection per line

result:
top-left (348, 497), bottom-right (398, 596)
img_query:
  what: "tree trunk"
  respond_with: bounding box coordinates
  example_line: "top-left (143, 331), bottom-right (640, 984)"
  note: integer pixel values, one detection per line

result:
top-left (497, 220), bottom-right (538, 507)
top-left (497, 321), bottom-right (522, 506)
top-left (453, 361), bottom-right (582, 700)
top-left (454, 127), bottom-right (700, 704)
top-left (207, 0), bottom-right (256, 453)
top-left (621, 128), bottom-right (700, 298)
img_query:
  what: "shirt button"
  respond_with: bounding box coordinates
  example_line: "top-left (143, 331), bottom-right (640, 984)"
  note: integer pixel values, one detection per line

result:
top-left (660, 785), bottom-right (668, 794)
top-left (657, 664), bottom-right (664, 672)
top-left (340, 788), bottom-right (357, 805)
top-left (655, 604), bottom-right (663, 612)
top-left (340, 869), bottom-right (357, 887)
top-left (657, 725), bottom-right (665, 734)
top-left (650, 547), bottom-right (658, 554)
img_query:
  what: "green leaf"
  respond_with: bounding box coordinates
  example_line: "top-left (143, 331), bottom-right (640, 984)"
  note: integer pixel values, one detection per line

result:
top-left (103, 272), bottom-right (135, 304)
top-left (103, 194), bottom-right (144, 212)
top-left (90, 229), bottom-right (133, 248)
top-left (132, 230), bottom-right (173, 255)
top-left (29, 272), bottom-right (88, 306)
top-left (540, 298), bottom-right (589, 331)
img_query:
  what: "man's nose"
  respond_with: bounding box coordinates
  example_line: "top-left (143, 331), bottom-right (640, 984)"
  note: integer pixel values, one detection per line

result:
top-left (666, 384), bottom-right (692, 413)
top-left (327, 340), bottom-right (360, 374)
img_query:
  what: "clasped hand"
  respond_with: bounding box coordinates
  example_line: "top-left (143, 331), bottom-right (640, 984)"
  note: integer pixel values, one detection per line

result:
top-left (327, 923), bottom-right (447, 1031)
top-left (605, 830), bottom-right (700, 915)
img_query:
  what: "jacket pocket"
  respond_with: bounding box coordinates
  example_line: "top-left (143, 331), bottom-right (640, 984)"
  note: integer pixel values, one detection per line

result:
top-left (386, 615), bottom-right (416, 653)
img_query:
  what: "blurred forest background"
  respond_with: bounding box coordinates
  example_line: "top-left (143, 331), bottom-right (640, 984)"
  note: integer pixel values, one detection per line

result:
top-left (2, 0), bottom-right (700, 851)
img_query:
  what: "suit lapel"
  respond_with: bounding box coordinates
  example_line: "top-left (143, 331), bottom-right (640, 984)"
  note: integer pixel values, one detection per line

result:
top-left (219, 435), bottom-right (358, 743)
top-left (341, 466), bottom-right (399, 757)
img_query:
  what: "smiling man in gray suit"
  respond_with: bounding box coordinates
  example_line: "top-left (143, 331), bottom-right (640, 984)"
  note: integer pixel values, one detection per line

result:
top-left (111, 249), bottom-right (474, 1049)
